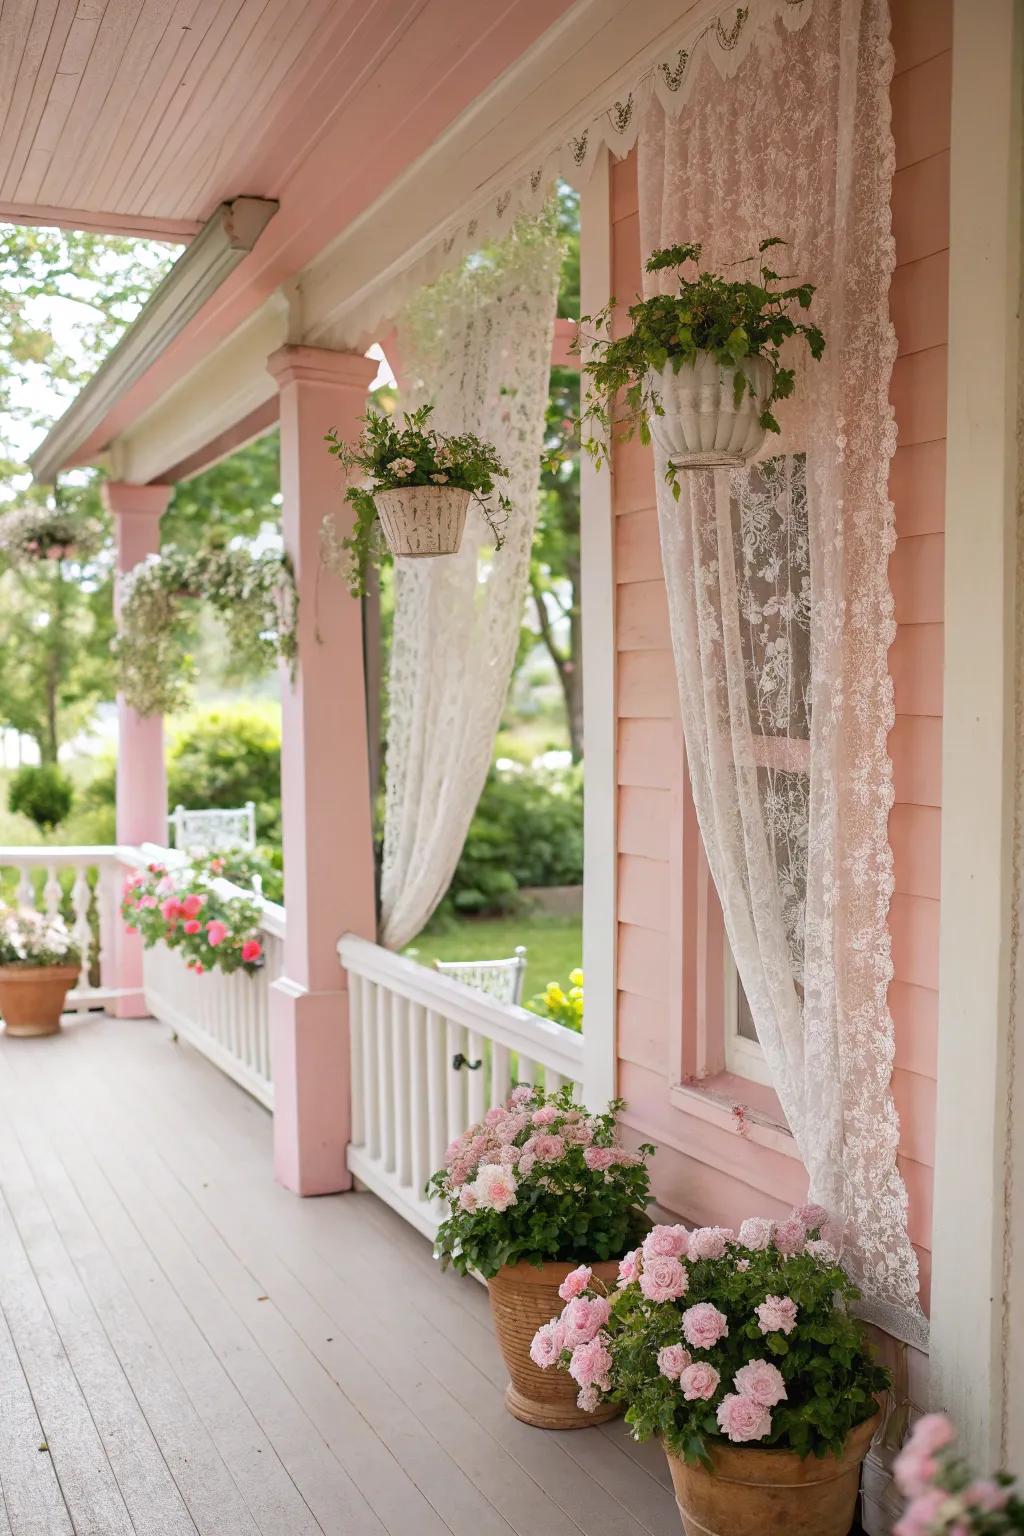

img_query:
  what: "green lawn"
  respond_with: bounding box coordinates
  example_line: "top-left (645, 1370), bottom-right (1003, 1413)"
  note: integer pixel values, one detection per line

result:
top-left (407, 911), bottom-right (582, 1002)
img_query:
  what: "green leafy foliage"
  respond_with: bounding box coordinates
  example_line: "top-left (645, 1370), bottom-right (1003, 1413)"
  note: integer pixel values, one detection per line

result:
top-left (575, 239), bottom-right (826, 491)
top-left (429, 1082), bottom-right (654, 1279)
top-left (324, 404), bottom-right (512, 597)
top-left (122, 855), bottom-right (266, 977)
top-left (115, 545), bottom-right (298, 717)
top-left (444, 762), bottom-right (582, 915)
top-left (166, 706), bottom-right (282, 844)
top-left (8, 764), bottom-right (74, 830)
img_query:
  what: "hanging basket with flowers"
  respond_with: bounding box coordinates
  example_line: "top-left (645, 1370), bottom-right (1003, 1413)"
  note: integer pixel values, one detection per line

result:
top-left (323, 403), bottom-right (511, 596)
top-left (0, 503), bottom-right (106, 567)
top-left (116, 543), bottom-right (298, 716)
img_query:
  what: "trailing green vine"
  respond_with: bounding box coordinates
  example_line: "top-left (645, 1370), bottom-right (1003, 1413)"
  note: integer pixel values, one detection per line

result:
top-left (116, 543), bottom-right (298, 716)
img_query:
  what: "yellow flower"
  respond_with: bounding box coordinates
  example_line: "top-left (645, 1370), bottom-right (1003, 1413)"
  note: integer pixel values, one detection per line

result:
top-left (569, 968), bottom-right (584, 987)
top-left (545, 983), bottom-right (566, 1006)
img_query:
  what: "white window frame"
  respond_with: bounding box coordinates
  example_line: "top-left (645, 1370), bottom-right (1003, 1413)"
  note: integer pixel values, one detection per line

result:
top-left (722, 943), bottom-right (774, 1088)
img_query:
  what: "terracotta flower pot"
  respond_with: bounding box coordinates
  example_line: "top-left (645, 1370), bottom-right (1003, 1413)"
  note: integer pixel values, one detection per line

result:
top-left (487, 1258), bottom-right (621, 1429)
top-left (374, 485), bottom-right (471, 558)
top-left (664, 1407), bottom-right (882, 1536)
top-left (647, 352), bottom-right (775, 469)
top-left (0, 964), bottom-right (79, 1037)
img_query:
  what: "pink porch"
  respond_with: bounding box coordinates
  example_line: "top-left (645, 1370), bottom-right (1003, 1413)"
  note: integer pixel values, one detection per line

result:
top-left (3, 0), bottom-right (1023, 1532)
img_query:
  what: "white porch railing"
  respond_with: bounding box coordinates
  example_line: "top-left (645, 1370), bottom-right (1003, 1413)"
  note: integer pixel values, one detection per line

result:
top-left (133, 844), bottom-right (283, 1110)
top-left (0, 846), bottom-right (126, 1012)
top-left (339, 933), bottom-right (585, 1239)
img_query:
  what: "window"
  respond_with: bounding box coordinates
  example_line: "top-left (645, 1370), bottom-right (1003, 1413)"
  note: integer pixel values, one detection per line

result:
top-left (723, 947), bottom-right (774, 1087)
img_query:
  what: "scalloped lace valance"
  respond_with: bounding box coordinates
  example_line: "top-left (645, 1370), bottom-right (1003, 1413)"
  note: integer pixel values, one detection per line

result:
top-left (341, 0), bottom-right (815, 344)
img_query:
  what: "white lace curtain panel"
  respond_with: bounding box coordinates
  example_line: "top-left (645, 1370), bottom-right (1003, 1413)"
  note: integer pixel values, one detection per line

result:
top-left (638, 0), bottom-right (927, 1346)
top-left (379, 216), bottom-right (562, 950)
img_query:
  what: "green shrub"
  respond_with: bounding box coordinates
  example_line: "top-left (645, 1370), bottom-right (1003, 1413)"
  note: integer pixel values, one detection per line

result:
top-left (446, 763), bottom-right (583, 915)
top-left (8, 763), bottom-right (74, 830)
top-left (167, 705), bottom-right (281, 842)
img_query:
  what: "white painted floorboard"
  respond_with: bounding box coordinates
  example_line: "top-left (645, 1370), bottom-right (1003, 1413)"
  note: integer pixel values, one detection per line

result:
top-left (0, 1015), bottom-right (678, 1536)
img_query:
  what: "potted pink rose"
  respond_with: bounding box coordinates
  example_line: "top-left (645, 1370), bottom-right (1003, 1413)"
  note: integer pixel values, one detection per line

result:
top-left (532, 1205), bottom-right (889, 1534)
top-left (427, 1084), bottom-right (653, 1429)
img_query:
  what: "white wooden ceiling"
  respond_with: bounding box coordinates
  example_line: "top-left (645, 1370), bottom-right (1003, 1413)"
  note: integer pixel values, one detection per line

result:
top-left (0, 0), bottom-right (395, 238)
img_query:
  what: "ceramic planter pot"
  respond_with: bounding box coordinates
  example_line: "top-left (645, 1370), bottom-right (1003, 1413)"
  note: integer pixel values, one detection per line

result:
top-left (0, 964), bottom-right (79, 1037)
top-left (664, 1407), bottom-right (882, 1536)
top-left (647, 352), bottom-right (775, 469)
top-left (487, 1258), bottom-right (621, 1429)
top-left (374, 485), bottom-right (471, 558)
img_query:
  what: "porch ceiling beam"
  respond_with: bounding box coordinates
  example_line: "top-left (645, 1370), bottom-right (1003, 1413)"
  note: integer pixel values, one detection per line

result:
top-left (0, 202), bottom-right (201, 243)
top-left (29, 197), bottom-right (279, 486)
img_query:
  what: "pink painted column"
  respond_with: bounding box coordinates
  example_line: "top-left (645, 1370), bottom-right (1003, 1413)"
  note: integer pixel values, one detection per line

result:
top-left (267, 345), bottom-right (377, 1195)
top-left (103, 481), bottom-right (173, 1017)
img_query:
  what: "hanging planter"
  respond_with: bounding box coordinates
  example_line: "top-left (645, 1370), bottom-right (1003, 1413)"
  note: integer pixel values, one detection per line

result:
top-left (575, 239), bottom-right (825, 489)
top-left (116, 543), bottom-right (298, 716)
top-left (323, 404), bottom-right (511, 596)
top-left (0, 503), bottom-right (105, 567)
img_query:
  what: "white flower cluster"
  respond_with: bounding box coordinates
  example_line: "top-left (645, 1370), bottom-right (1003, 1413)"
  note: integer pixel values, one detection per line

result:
top-left (0, 906), bottom-right (79, 968)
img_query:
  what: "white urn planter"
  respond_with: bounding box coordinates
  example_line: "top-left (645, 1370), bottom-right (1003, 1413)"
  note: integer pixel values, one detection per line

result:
top-left (373, 485), bottom-right (472, 559)
top-left (647, 352), bottom-right (776, 469)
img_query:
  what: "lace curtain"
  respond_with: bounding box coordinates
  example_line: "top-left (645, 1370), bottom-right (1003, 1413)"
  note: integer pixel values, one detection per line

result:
top-left (379, 215), bottom-right (561, 950)
top-left (638, 0), bottom-right (927, 1345)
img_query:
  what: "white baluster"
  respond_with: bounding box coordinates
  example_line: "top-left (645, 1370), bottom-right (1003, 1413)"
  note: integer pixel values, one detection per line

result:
top-left (408, 1003), bottom-right (428, 1204)
top-left (349, 972), bottom-right (365, 1147)
top-left (43, 864), bottom-right (61, 917)
top-left (362, 977), bottom-right (380, 1160)
top-left (377, 981), bottom-right (394, 1170)
top-left (391, 993), bottom-right (410, 1188)
top-left (16, 864), bottom-right (34, 911)
top-left (425, 1009), bottom-right (447, 1187)
top-left (466, 1029), bottom-right (485, 1124)
top-left (97, 862), bottom-right (119, 990)
top-left (446, 1020), bottom-right (467, 1145)
top-left (71, 868), bottom-right (92, 993)
top-left (547, 1071), bottom-right (567, 1098)
top-left (491, 1043), bottom-right (510, 1108)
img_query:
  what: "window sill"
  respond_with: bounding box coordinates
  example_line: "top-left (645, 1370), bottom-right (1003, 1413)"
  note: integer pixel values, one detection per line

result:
top-left (668, 1073), bottom-right (799, 1159)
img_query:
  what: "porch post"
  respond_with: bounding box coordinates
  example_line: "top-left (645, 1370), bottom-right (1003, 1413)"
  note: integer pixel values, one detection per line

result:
top-left (267, 345), bottom-right (377, 1196)
top-left (103, 481), bottom-right (173, 1017)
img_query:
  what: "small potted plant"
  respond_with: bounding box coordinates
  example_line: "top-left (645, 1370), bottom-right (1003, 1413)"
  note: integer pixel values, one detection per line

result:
top-left (324, 404), bottom-right (511, 595)
top-left (893, 1412), bottom-right (1023, 1534)
top-left (576, 240), bottom-right (825, 485)
top-left (533, 1205), bottom-right (888, 1532)
top-left (428, 1083), bottom-right (653, 1429)
top-left (0, 905), bottom-right (81, 1036)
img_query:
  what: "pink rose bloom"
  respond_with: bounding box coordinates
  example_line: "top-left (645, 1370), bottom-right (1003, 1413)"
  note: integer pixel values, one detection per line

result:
top-left (805, 1238), bottom-right (838, 1264)
top-left (561, 1295), bottom-right (611, 1348)
top-left (183, 919), bottom-right (201, 935)
top-left (682, 1302), bottom-right (729, 1350)
top-left (532, 1106), bottom-right (558, 1126)
top-left (738, 1217), bottom-right (774, 1251)
top-left (733, 1359), bottom-right (788, 1407)
top-left (735, 1258), bottom-right (751, 1272)
top-left (642, 1224), bottom-right (689, 1261)
top-left (484, 1106), bottom-right (506, 1127)
top-left (558, 1265), bottom-right (593, 1301)
top-left (687, 1226), bottom-right (734, 1261)
top-left (563, 1120), bottom-right (593, 1146)
top-left (241, 939), bottom-right (262, 963)
top-left (964, 1478), bottom-right (1012, 1513)
top-left (161, 898), bottom-right (181, 921)
top-left (181, 893), bottom-right (203, 918)
top-left (445, 1137), bottom-right (464, 1164)
top-left (893, 1490), bottom-right (949, 1536)
top-left (458, 1185), bottom-right (477, 1212)
top-left (577, 1384), bottom-right (602, 1414)
top-left (756, 1295), bottom-right (798, 1336)
top-left (205, 920), bottom-right (228, 947)
top-left (680, 1362), bottom-right (721, 1401)
top-left (906, 1415), bottom-right (957, 1458)
top-left (894, 1414), bottom-right (957, 1497)
top-left (509, 1085), bottom-right (533, 1106)
top-left (656, 1344), bottom-right (691, 1381)
top-left (139, 895), bottom-right (157, 909)
top-left (498, 1145), bottom-right (519, 1166)
top-left (639, 1256), bottom-right (689, 1304)
top-left (772, 1217), bottom-right (807, 1257)
top-left (584, 1147), bottom-right (616, 1172)
top-left (193, 962), bottom-right (205, 975)
top-left (617, 1248), bottom-right (640, 1288)
top-left (534, 1134), bottom-right (565, 1163)
top-left (716, 1393), bottom-right (772, 1443)
top-left (496, 1114), bottom-right (528, 1144)
top-left (791, 1202), bottom-right (830, 1233)
top-left (568, 1336), bottom-right (612, 1390)
top-left (471, 1164), bottom-right (518, 1213)
top-left (529, 1318), bottom-right (566, 1369)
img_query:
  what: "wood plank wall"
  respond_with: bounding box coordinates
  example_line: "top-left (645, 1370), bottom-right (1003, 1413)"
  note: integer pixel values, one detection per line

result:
top-left (610, 0), bottom-right (950, 1318)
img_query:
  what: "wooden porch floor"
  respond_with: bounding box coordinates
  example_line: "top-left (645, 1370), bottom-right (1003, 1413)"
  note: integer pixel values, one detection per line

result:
top-left (0, 1014), bottom-right (679, 1536)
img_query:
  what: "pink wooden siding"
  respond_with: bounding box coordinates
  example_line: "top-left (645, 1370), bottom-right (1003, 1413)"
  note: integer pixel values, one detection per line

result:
top-left (611, 0), bottom-right (950, 1316)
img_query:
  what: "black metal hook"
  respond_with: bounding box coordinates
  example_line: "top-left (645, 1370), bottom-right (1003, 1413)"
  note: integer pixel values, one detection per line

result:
top-left (452, 1052), bottom-right (482, 1072)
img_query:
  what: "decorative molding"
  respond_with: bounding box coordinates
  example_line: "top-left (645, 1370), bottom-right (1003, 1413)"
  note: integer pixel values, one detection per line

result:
top-left (29, 197), bottom-right (279, 485)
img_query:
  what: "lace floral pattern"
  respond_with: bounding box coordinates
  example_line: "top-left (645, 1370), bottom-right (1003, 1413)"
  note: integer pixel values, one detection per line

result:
top-left (639, 0), bottom-right (927, 1345)
top-left (379, 215), bottom-right (562, 949)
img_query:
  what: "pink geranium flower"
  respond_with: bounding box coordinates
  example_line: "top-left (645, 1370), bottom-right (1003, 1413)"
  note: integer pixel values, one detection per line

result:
top-left (791, 1202), bottom-right (830, 1233)
top-left (161, 898), bottom-right (182, 922)
top-left (733, 1359), bottom-right (788, 1407)
top-left (583, 1147), bottom-right (616, 1172)
top-left (558, 1265), bottom-right (592, 1301)
top-left (680, 1362), bottom-right (721, 1401)
top-left (639, 1256), bottom-right (689, 1303)
top-left (205, 920), bottom-right (228, 947)
top-left (241, 939), bottom-right (262, 963)
top-left (716, 1393), bottom-right (772, 1443)
top-left (534, 1134), bottom-right (565, 1162)
top-left (532, 1106), bottom-right (558, 1126)
top-left (681, 1302), bottom-right (729, 1350)
top-left (181, 893), bottom-right (203, 918)
top-left (183, 919), bottom-right (201, 935)
top-left (656, 1344), bottom-right (691, 1381)
top-left (772, 1217), bottom-right (807, 1256)
top-left (756, 1295), bottom-right (798, 1336)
